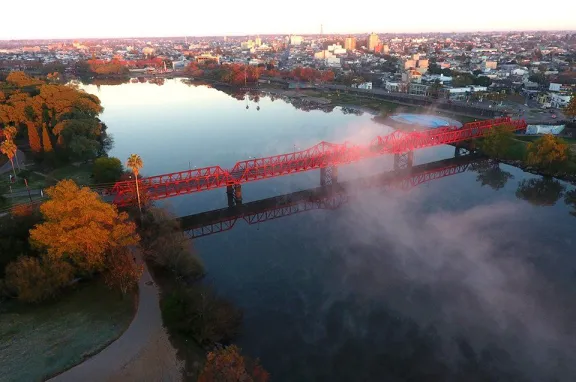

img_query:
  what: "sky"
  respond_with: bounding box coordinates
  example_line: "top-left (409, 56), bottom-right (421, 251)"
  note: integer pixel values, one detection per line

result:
top-left (2, 0), bottom-right (575, 40)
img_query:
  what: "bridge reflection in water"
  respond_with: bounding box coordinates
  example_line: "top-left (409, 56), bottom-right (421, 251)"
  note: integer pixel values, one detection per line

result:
top-left (179, 153), bottom-right (487, 239)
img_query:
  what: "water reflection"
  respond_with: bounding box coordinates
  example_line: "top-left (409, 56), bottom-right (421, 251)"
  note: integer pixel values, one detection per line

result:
top-left (565, 190), bottom-right (576, 217)
top-left (469, 160), bottom-right (514, 191)
top-left (179, 154), bottom-right (485, 239)
top-left (516, 178), bottom-right (566, 206)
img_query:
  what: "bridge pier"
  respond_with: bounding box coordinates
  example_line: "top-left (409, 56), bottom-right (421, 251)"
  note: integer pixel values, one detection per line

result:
top-left (233, 184), bottom-right (242, 204)
top-left (226, 184), bottom-right (242, 205)
top-left (394, 151), bottom-right (414, 172)
top-left (320, 166), bottom-right (338, 186)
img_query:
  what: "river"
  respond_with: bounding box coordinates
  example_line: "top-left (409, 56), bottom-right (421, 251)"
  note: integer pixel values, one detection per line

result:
top-left (82, 79), bottom-right (576, 381)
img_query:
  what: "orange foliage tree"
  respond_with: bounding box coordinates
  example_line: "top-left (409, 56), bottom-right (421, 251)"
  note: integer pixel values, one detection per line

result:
top-left (29, 180), bottom-right (139, 273)
top-left (526, 134), bottom-right (570, 171)
top-left (198, 345), bottom-right (269, 382)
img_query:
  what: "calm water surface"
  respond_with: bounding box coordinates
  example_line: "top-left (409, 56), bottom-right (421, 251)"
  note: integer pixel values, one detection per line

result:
top-left (83, 79), bottom-right (576, 381)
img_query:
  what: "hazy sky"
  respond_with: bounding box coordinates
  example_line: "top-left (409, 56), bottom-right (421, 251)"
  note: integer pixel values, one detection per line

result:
top-left (2, 0), bottom-right (575, 40)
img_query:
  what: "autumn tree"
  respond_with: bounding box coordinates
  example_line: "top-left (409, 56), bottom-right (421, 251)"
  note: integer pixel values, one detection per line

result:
top-left (29, 180), bottom-right (139, 273)
top-left (0, 138), bottom-right (18, 179)
top-left (526, 134), bottom-right (569, 171)
top-left (564, 95), bottom-right (576, 119)
top-left (5, 71), bottom-right (43, 87)
top-left (103, 247), bottom-right (143, 296)
top-left (4, 256), bottom-right (74, 302)
top-left (198, 345), bottom-right (269, 382)
top-left (41, 123), bottom-right (53, 152)
top-left (28, 124), bottom-right (42, 153)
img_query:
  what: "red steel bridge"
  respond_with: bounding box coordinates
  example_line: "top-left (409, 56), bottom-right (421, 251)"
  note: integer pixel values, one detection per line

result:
top-left (179, 154), bottom-right (488, 239)
top-left (111, 117), bottom-right (526, 206)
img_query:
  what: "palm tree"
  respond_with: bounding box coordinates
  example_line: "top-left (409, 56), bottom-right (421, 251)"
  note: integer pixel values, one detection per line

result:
top-left (127, 154), bottom-right (143, 213)
top-left (1, 139), bottom-right (18, 180)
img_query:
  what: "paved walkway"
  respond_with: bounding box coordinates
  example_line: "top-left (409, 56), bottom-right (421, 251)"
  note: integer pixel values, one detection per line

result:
top-left (48, 254), bottom-right (177, 382)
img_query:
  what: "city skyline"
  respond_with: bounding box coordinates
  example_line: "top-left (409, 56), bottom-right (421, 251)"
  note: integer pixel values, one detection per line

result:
top-left (2, 0), bottom-right (575, 40)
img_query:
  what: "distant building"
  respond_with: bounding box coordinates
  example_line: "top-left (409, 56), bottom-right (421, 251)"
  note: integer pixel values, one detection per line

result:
top-left (290, 35), bottom-right (303, 46)
top-left (404, 59), bottom-right (416, 70)
top-left (142, 46), bottom-right (155, 56)
top-left (368, 33), bottom-right (379, 51)
top-left (196, 54), bottom-right (220, 65)
top-left (484, 61), bottom-right (498, 70)
top-left (255, 37), bottom-right (262, 47)
top-left (550, 93), bottom-right (572, 108)
top-left (344, 37), bottom-right (356, 51)
top-left (382, 44), bottom-right (390, 54)
top-left (409, 83), bottom-right (429, 96)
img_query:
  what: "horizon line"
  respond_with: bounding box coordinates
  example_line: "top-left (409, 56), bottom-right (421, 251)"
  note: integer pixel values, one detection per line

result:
top-left (1, 29), bottom-right (575, 42)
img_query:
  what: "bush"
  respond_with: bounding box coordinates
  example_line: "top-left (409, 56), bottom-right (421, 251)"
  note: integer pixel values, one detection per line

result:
top-left (161, 285), bottom-right (242, 346)
top-left (93, 157), bottom-right (123, 184)
top-left (199, 345), bottom-right (269, 382)
top-left (141, 207), bottom-right (204, 281)
top-left (0, 210), bottom-right (42, 277)
top-left (4, 256), bottom-right (74, 302)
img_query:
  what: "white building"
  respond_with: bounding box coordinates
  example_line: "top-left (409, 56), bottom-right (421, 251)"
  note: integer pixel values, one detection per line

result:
top-left (290, 35), bottom-right (303, 46)
top-left (550, 93), bottom-right (572, 108)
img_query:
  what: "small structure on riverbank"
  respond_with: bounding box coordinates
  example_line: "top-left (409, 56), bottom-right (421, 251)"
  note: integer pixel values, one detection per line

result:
top-left (386, 113), bottom-right (463, 131)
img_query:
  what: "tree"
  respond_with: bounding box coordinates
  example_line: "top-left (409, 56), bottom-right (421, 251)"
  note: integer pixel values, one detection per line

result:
top-left (127, 154), bottom-right (143, 214)
top-left (42, 124), bottom-right (53, 152)
top-left (516, 178), bottom-right (565, 206)
top-left (103, 247), bottom-right (143, 296)
top-left (470, 160), bottom-right (514, 191)
top-left (4, 256), bottom-right (74, 302)
top-left (198, 345), bottom-right (269, 382)
top-left (480, 124), bottom-right (515, 159)
top-left (0, 138), bottom-right (17, 179)
top-left (3, 126), bottom-right (17, 140)
top-left (565, 190), bottom-right (576, 217)
top-left (29, 180), bottom-right (139, 273)
top-left (93, 157), bottom-right (124, 183)
top-left (564, 96), bottom-right (576, 119)
top-left (526, 134), bottom-right (569, 172)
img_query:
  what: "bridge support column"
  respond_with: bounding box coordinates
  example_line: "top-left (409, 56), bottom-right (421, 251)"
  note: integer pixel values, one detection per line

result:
top-left (233, 185), bottom-right (242, 204)
top-left (394, 151), bottom-right (414, 172)
top-left (320, 166), bottom-right (338, 186)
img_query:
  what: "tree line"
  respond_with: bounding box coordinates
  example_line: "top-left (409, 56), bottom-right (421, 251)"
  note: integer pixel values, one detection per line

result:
top-left (0, 71), bottom-right (111, 165)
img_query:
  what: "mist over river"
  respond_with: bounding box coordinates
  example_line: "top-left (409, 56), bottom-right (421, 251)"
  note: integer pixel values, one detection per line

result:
top-left (83, 79), bottom-right (576, 381)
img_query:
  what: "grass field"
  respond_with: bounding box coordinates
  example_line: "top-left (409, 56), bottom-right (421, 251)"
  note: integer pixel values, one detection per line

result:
top-left (515, 135), bottom-right (576, 144)
top-left (48, 163), bottom-right (94, 186)
top-left (0, 281), bottom-right (135, 382)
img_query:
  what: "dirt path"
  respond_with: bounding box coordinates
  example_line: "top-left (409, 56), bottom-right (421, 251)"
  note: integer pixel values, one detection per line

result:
top-left (48, 253), bottom-right (183, 382)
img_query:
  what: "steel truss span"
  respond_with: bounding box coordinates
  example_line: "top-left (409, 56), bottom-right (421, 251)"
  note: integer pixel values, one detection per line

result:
top-left (111, 117), bottom-right (526, 206)
top-left (179, 155), bottom-right (487, 239)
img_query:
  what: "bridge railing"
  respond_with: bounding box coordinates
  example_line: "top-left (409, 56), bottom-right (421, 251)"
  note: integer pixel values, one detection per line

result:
top-left (111, 118), bottom-right (527, 206)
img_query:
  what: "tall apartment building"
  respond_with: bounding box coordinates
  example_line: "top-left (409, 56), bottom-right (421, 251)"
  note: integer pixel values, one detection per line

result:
top-left (368, 33), bottom-right (379, 51)
top-left (344, 37), bottom-right (356, 51)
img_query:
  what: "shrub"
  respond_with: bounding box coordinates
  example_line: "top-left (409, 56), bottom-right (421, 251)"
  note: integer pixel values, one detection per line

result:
top-left (199, 345), bottom-right (269, 382)
top-left (4, 256), bottom-right (74, 302)
top-left (161, 285), bottom-right (242, 346)
top-left (93, 156), bottom-right (124, 184)
top-left (141, 207), bottom-right (204, 281)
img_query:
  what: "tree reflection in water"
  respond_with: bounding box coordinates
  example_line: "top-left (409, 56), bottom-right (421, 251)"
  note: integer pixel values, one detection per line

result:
top-left (515, 177), bottom-right (566, 207)
top-left (470, 160), bottom-right (514, 191)
top-left (564, 189), bottom-right (576, 217)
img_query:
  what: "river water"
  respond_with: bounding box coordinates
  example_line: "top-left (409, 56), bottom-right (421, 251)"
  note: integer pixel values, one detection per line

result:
top-left (82, 79), bottom-right (576, 382)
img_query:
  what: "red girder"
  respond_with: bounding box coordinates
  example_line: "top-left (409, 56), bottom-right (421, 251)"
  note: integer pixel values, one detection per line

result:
top-left (184, 159), bottom-right (478, 239)
top-left (112, 118), bottom-right (526, 206)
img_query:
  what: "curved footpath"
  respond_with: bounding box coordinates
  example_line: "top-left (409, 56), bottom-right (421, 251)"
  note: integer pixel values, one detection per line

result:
top-left (49, 255), bottom-right (182, 382)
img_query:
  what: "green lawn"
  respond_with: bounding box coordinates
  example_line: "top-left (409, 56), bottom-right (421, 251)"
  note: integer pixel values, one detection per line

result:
top-left (0, 281), bottom-right (135, 382)
top-left (48, 163), bottom-right (94, 186)
top-left (515, 135), bottom-right (576, 144)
